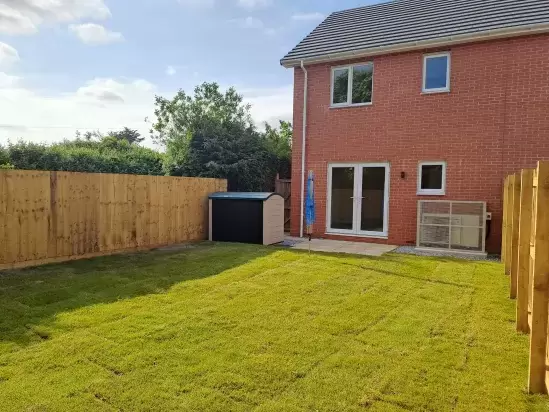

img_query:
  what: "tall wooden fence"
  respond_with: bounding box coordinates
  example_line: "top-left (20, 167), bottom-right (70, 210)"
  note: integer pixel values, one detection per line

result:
top-left (0, 170), bottom-right (226, 270)
top-left (275, 174), bottom-right (291, 232)
top-left (502, 161), bottom-right (549, 394)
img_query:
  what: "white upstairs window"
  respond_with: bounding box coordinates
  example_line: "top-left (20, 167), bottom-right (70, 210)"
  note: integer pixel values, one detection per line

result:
top-left (331, 63), bottom-right (373, 106)
top-left (423, 52), bottom-right (451, 93)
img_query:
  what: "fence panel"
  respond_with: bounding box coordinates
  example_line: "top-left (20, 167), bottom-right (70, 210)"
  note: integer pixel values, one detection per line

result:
top-left (275, 174), bottom-right (291, 232)
top-left (502, 161), bottom-right (549, 394)
top-left (0, 170), bottom-right (226, 270)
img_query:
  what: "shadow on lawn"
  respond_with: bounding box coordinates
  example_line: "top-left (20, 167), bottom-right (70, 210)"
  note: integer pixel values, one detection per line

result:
top-left (309, 254), bottom-right (475, 289)
top-left (0, 243), bottom-right (275, 347)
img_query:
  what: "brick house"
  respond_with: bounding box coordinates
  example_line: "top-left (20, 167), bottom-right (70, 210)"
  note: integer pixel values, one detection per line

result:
top-left (281, 0), bottom-right (549, 254)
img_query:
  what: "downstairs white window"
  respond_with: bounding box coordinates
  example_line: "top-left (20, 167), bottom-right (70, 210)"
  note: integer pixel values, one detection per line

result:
top-left (418, 161), bottom-right (446, 196)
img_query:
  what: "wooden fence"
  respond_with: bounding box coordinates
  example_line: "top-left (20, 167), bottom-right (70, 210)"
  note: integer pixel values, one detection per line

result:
top-left (502, 161), bottom-right (549, 394)
top-left (0, 170), bottom-right (226, 270)
top-left (275, 174), bottom-right (291, 232)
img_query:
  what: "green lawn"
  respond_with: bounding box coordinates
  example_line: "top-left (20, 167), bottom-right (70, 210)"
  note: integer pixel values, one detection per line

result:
top-left (0, 243), bottom-right (547, 411)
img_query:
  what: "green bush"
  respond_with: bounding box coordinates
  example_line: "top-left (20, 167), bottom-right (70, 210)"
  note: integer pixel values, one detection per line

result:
top-left (5, 137), bottom-right (165, 176)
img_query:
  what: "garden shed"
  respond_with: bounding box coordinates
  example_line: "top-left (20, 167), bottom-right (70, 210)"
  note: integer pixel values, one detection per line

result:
top-left (209, 192), bottom-right (285, 245)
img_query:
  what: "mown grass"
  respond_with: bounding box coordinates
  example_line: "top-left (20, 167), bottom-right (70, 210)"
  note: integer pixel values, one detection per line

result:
top-left (0, 243), bottom-right (547, 411)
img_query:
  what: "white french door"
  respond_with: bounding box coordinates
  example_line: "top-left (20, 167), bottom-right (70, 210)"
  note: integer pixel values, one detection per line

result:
top-left (327, 163), bottom-right (390, 237)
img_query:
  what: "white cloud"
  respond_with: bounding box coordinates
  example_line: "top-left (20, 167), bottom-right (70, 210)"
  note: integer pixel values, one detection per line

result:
top-left (69, 23), bottom-right (124, 45)
top-left (0, 4), bottom-right (37, 35)
top-left (165, 65), bottom-right (189, 76)
top-left (0, 78), bottom-right (293, 148)
top-left (229, 17), bottom-right (282, 36)
top-left (0, 72), bottom-right (20, 89)
top-left (0, 0), bottom-right (111, 35)
top-left (242, 16), bottom-right (264, 29)
top-left (0, 43), bottom-right (20, 68)
top-left (240, 85), bottom-right (293, 127)
top-left (229, 16), bottom-right (268, 31)
top-left (291, 12), bottom-right (325, 21)
top-left (0, 77), bottom-right (159, 147)
top-left (166, 66), bottom-right (177, 76)
top-left (237, 0), bottom-right (272, 9)
top-left (74, 78), bottom-right (156, 105)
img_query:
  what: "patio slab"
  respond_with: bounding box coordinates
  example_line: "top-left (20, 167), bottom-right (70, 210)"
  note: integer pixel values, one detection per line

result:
top-left (285, 237), bottom-right (397, 256)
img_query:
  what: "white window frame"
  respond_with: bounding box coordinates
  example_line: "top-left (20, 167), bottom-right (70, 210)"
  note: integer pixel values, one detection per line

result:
top-left (326, 162), bottom-right (390, 238)
top-left (417, 161), bottom-right (446, 196)
top-left (330, 62), bottom-right (374, 107)
top-left (422, 52), bottom-right (451, 93)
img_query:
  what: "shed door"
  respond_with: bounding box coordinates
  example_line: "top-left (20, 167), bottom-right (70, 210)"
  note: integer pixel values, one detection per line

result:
top-left (212, 200), bottom-right (263, 244)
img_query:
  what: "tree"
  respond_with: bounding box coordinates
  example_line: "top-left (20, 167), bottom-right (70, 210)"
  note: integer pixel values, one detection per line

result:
top-left (263, 120), bottom-right (292, 180)
top-left (0, 144), bottom-right (13, 169)
top-left (110, 127), bottom-right (144, 145)
top-left (75, 130), bottom-right (104, 141)
top-left (152, 82), bottom-right (275, 191)
top-left (152, 82), bottom-right (254, 147)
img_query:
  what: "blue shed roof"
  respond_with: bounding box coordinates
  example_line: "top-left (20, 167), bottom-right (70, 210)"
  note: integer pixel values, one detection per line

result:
top-left (209, 192), bottom-right (281, 201)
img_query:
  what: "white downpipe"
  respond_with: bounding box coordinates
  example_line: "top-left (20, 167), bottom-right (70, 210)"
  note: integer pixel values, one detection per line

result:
top-left (300, 60), bottom-right (308, 238)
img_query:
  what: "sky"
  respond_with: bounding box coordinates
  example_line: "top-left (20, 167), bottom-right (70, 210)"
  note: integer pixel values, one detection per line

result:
top-left (0, 0), bottom-right (383, 148)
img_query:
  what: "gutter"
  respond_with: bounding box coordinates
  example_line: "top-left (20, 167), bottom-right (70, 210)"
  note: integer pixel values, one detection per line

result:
top-left (299, 60), bottom-right (308, 238)
top-left (281, 23), bottom-right (549, 68)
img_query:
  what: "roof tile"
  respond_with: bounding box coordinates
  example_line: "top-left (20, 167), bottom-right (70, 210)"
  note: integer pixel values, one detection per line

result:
top-left (281, 0), bottom-right (549, 66)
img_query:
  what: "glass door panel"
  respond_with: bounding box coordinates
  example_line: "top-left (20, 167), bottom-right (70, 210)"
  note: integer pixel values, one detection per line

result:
top-left (330, 167), bottom-right (355, 231)
top-left (359, 167), bottom-right (386, 234)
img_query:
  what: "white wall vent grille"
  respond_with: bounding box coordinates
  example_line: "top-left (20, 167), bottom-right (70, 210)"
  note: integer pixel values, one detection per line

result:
top-left (417, 201), bottom-right (487, 254)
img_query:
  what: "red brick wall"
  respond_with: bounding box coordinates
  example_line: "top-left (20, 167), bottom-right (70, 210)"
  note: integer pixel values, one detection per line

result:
top-left (290, 34), bottom-right (549, 253)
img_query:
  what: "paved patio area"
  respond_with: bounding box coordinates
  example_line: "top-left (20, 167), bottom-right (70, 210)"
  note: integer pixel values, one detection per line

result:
top-left (284, 237), bottom-right (398, 256)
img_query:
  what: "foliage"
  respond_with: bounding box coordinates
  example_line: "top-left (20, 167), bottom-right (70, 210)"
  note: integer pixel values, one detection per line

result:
top-left (333, 66), bottom-right (373, 104)
top-left (263, 120), bottom-right (292, 180)
top-left (75, 130), bottom-right (104, 141)
top-left (4, 136), bottom-right (165, 175)
top-left (152, 82), bottom-right (254, 147)
top-left (333, 68), bottom-right (349, 103)
top-left (109, 127), bottom-right (144, 144)
top-left (152, 82), bottom-right (291, 191)
top-left (174, 123), bottom-right (271, 191)
top-left (0, 145), bottom-right (12, 169)
top-left (0, 145), bottom-right (8, 164)
top-left (351, 66), bottom-right (373, 104)
top-left (0, 244), bottom-right (541, 411)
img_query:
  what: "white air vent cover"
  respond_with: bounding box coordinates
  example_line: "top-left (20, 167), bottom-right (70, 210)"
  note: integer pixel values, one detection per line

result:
top-left (417, 201), bottom-right (487, 254)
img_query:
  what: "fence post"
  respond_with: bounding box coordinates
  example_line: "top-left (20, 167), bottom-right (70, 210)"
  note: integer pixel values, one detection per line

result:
top-left (528, 161), bottom-right (549, 394)
top-left (510, 174), bottom-right (521, 299)
top-left (517, 169), bottom-right (534, 333)
top-left (502, 176), bottom-right (509, 268)
top-left (505, 175), bottom-right (515, 276)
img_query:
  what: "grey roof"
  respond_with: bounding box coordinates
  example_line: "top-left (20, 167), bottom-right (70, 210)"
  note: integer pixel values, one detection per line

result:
top-left (209, 192), bottom-right (281, 201)
top-left (281, 0), bottom-right (549, 67)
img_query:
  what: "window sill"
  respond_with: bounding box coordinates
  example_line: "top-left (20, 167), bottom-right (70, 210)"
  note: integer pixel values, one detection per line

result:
top-left (417, 192), bottom-right (446, 196)
top-left (330, 102), bottom-right (372, 109)
top-left (325, 231), bottom-right (388, 240)
top-left (421, 89), bottom-right (450, 95)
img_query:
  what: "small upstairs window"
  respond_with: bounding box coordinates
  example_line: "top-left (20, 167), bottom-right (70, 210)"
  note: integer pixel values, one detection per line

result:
top-left (423, 52), bottom-right (450, 93)
top-left (418, 161), bottom-right (446, 196)
top-left (331, 63), bottom-right (373, 107)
